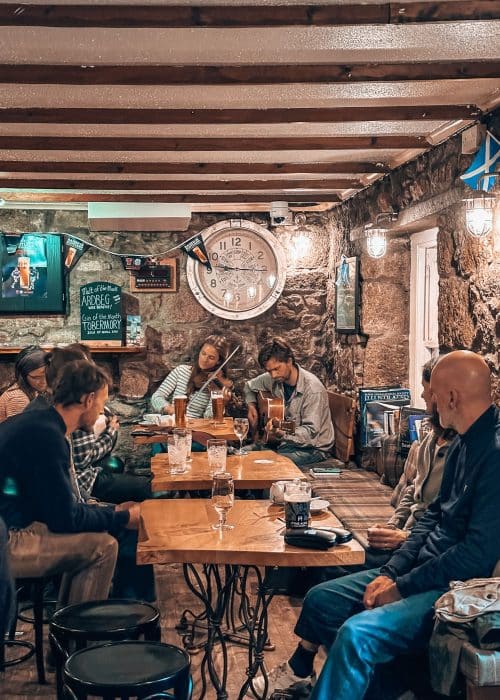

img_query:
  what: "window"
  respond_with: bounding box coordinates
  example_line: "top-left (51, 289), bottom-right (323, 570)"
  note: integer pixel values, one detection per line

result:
top-left (409, 228), bottom-right (439, 406)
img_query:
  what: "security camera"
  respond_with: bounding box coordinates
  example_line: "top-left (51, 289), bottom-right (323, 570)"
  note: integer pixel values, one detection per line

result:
top-left (270, 201), bottom-right (291, 226)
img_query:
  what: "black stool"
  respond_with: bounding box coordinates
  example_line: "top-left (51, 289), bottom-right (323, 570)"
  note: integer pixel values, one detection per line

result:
top-left (0, 576), bottom-right (47, 684)
top-left (49, 599), bottom-right (161, 699)
top-left (62, 640), bottom-right (192, 699)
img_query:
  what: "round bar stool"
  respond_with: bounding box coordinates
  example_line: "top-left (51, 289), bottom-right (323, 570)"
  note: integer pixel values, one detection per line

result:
top-left (49, 599), bottom-right (161, 699)
top-left (62, 640), bottom-right (192, 699)
top-left (0, 577), bottom-right (48, 684)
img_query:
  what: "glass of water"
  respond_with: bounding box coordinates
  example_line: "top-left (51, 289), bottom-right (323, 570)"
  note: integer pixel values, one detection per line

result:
top-left (211, 472), bottom-right (234, 530)
top-left (207, 439), bottom-right (227, 475)
top-left (233, 418), bottom-right (249, 455)
top-left (167, 434), bottom-right (188, 474)
top-left (174, 428), bottom-right (192, 464)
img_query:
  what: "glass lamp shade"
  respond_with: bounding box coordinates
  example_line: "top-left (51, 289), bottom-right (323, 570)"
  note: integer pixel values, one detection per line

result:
top-left (366, 227), bottom-right (387, 258)
top-left (464, 193), bottom-right (495, 238)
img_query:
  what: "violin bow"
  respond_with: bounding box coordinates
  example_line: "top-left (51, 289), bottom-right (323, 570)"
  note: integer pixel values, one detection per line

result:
top-left (196, 344), bottom-right (241, 396)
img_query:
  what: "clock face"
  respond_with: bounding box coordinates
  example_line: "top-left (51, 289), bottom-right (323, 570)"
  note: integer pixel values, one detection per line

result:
top-left (186, 219), bottom-right (287, 320)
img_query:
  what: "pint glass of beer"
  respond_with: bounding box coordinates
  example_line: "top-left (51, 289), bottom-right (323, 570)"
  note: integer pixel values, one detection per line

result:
top-left (17, 256), bottom-right (30, 289)
top-left (211, 389), bottom-right (225, 426)
top-left (174, 395), bottom-right (187, 428)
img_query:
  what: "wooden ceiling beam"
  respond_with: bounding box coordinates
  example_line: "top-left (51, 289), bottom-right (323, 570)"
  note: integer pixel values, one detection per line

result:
top-left (0, 135), bottom-right (427, 150)
top-left (0, 105), bottom-right (482, 124)
top-left (0, 62), bottom-right (497, 85)
top-left (0, 161), bottom-right (390, 175)
top-left (0, 178), bottom-right (361, 190)
top-left (0, 3), bottom-right (496, 28)
top-left (0, 192), bottom-right (342, 203)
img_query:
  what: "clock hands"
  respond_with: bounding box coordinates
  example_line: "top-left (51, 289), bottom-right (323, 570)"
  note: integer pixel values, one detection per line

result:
top-left (214, 264), bottom-right (268, 272)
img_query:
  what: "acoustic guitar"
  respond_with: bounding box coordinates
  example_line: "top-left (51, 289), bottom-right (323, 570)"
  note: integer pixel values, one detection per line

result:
top-left (256, 391), bottom-right (295, 441)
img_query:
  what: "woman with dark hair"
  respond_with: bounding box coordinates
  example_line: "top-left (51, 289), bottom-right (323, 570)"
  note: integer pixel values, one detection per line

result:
top-left (151, 334), bottom-right (233, 419)
top-left (0, 345), bottom-right (47, 422)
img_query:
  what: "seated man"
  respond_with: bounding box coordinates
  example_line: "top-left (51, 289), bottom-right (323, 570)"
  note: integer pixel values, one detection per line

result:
top-left (0, 360), bottom-right (140, 607)
top-left (251, 350), bottom-right (500, 700)
top-left (366, 357), bottom-right (456, 566)
top-left (73, 408), bottom-right (152, 504)
top-left (244, 337), bottom-right (334, 467)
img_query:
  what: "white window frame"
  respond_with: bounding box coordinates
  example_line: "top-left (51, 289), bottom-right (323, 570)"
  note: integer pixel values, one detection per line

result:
top-left (409, 227), bottom-right (439, 407)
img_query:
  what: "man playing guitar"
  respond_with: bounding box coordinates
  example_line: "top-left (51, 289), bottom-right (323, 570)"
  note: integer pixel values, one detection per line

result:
top-left (244, 338), bottom-right (334, 468)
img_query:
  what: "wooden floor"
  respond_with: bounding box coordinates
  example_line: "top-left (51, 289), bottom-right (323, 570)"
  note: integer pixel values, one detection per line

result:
top-left (0, 563), bottom-right (314, 699)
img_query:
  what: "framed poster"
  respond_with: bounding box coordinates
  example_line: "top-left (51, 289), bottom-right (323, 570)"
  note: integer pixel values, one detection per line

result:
top-left (335, 256), bottom-right (359, 334)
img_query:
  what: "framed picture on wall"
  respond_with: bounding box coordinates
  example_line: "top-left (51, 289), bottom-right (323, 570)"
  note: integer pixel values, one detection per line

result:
top-left (335, 255), bottom-right (359, 334)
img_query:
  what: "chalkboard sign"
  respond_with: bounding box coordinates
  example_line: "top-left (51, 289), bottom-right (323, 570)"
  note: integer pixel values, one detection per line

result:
top-left (80, 282), bottom-right (122, 343)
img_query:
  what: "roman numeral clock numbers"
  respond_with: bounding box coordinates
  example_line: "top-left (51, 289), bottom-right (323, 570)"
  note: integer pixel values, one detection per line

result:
top-left (186, 220), bottom-right (287, 320)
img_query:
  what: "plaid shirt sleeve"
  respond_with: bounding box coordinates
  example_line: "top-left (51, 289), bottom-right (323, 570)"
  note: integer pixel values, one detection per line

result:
top-left (72, 425), bottom-right (118, 496)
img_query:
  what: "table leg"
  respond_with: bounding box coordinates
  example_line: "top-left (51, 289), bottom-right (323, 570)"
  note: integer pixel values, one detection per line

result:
top-left (238, 566), bottom-right (276, 700)
top-left (183, 563), bottom-right (238, 700)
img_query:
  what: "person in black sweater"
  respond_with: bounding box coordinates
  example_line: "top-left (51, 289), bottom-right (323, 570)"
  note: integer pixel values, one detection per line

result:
top-left (250, 350), bottom-right (500, 700)
top-left (0, 361), bottom-right (140, 607)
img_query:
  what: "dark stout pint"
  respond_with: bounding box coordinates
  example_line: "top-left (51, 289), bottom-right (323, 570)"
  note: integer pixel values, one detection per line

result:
top-left (174, 395), bottom-right (187, 428)
top-left (211, 390), bottom-right (225, 426)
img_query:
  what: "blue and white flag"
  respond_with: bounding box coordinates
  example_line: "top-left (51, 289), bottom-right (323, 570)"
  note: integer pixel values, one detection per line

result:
top-left (460, 130), bottom-right (500, 191)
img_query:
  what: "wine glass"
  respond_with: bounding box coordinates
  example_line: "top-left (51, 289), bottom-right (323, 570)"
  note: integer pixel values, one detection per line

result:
top-left (233, 418), bottom-right (249, 455)
top-left (211, 472), bottom-right (234, 530)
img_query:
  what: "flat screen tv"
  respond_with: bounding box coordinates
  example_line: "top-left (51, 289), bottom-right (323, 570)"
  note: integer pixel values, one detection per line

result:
top-left (0, 233), bottom-right (66, 314)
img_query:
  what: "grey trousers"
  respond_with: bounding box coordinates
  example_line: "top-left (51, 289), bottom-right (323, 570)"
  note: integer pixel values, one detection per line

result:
top-left (8, 521), bottom-right (118, 607)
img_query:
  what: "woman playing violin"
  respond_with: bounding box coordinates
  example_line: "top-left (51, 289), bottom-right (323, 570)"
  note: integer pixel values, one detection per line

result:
top-left (151, 335), bottom-right (232, 419)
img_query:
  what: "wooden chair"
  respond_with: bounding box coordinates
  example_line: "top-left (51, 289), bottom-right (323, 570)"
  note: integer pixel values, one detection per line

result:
top-left (327, 390), bottom-right (356, 463)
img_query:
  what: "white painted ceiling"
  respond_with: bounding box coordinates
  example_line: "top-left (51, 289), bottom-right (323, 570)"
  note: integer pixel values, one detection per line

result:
top-left (0, 0), bottom-right (498, 211)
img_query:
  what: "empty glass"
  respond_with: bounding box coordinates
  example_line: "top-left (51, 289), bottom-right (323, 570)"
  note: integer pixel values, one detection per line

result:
top-left (211, 472), bottom-right (234, 530)
top-left (167, 434), bottom-right (188, 474)
top-left (207, 438), bottom-right (227, 475)
top-left (233, 417), bottom-right (249, 455)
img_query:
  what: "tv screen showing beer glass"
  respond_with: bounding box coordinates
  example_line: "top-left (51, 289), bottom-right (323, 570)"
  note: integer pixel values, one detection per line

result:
top-left (0, 233), bottom-right (66, 314)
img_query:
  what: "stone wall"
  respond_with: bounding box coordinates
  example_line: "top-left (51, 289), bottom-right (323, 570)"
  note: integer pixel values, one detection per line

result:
top-left (0, 209), bottom-right (334, 466)
top-left (325, 119), bottom-right (499, 402)
top-left (0, 115), bottom-right (498, 469)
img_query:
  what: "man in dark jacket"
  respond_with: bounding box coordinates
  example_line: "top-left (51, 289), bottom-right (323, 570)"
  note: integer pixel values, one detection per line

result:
top-left (0, 361), bottom-right (139, 607)
top-left (250, 351), bottom-right (500, 700)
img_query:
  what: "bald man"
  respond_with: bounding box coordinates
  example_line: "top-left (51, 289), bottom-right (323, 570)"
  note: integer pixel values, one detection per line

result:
top-left (250, 351), bottom-right (500, 700)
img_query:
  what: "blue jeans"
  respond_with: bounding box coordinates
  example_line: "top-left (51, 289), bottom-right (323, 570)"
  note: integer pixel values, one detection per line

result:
top-left (294, 568), bottom-right (444, 700)
top-left (277, 444), bottom-right (328, 468)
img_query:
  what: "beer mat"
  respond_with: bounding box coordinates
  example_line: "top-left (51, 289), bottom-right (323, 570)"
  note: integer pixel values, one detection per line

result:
top-left (254, 459), bottom-right (274, 464)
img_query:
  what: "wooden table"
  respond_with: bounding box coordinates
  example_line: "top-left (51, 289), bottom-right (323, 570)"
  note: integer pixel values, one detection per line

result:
top-left (132, 417), bottom-right (237, 445)
top-left (151, 449), bottom-right (304, 492)
top-left (138, 499), bottom-right (364, 699)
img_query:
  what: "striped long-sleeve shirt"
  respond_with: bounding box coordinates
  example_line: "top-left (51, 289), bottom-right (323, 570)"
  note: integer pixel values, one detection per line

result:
top-left (150, 364), bottom-right (212, 418)
top-left (0, 385), bottom-right (30, 423)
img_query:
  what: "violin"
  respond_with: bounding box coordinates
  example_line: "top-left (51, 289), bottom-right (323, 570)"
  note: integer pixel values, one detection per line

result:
top-left (190, 369), bottom-right (233, 401)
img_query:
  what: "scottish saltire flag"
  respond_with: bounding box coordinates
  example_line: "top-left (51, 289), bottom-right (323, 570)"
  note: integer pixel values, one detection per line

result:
top-left (461, 130), bottom-right (500, 191)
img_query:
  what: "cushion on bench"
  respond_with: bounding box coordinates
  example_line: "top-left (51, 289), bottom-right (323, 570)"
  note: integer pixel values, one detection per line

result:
top-left (460, 642), bottom-right (500, 687)
top-left (310, 468), bottom-right (394, 549)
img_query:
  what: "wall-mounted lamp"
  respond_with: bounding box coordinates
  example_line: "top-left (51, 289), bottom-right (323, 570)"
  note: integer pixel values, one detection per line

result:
top-left (463, 173), bottom-right (498, 238)
top-left (365, 225), bottom-right (387, 258)
top-left (364, 208), bottom-right (398, 259)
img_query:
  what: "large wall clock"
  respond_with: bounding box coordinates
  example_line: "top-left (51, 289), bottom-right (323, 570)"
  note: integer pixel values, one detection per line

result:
top-left (186, 219), bottom-right (287, 320)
